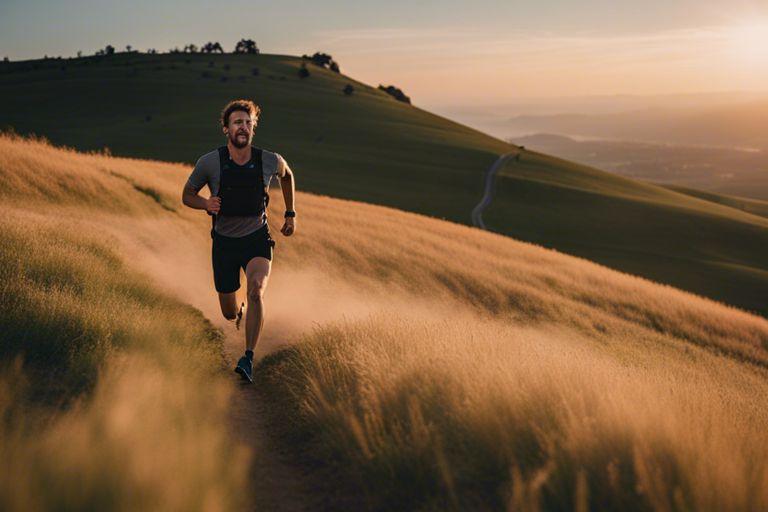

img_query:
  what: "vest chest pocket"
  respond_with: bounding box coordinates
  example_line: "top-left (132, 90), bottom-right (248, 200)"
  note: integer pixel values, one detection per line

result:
top-left (220, 183), bottom-right (263, 216)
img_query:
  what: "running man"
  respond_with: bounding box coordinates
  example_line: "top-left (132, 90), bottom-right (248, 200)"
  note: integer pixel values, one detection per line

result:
top-left (182, 99), bottom-right (296, 383)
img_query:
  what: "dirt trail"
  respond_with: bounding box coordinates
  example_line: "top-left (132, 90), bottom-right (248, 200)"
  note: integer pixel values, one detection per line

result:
top-left (221, 328), bottom-right (316, 512)
top-left (471, 152), bottom-right (517, 229)
top-left (104, 217), bottom-right (326, 511)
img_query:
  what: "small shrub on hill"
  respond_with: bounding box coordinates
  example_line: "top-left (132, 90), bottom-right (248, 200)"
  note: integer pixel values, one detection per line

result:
top-left (302, 52), bottom-right (341, 73)
top-left (378, 84), bottom-right (411, 104)
top-left (94, 45), bottom-right (115, 57)
top-left (201, 42), bottom-right (224, 54)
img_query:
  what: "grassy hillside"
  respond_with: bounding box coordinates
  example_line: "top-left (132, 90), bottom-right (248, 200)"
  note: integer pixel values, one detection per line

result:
top-left (0, 135), bottom-right (249, 510)
top-left (660, 184), bottom-right (768, 219)
top-left (1, 54), bottom-right (766, 318)
top-left (2, 135), bottom-right (768, 510)
top-left (486, 150), bottom-right (768, 317)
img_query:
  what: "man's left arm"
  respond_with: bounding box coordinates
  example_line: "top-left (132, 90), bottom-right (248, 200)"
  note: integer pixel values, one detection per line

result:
top-left (277, 155), bottom-right (296, 237)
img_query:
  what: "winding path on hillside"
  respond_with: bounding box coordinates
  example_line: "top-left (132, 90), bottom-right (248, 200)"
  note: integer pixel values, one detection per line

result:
top-left (471, 152), bottom-right (517, 229)
top-left (221, 328), bottom-right (317, 512)
top-left (117, 226), bottom-right (317, 512)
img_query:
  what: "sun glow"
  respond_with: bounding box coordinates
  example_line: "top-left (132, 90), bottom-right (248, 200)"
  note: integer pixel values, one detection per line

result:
top-left (727, 21), bottom-right (768, 66)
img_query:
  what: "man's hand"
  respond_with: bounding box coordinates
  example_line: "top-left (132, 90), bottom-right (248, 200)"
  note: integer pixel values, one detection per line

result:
top-left (280, 217), bottom-right (296, 236)
top-left (206, 196), bottom-right (221, 215)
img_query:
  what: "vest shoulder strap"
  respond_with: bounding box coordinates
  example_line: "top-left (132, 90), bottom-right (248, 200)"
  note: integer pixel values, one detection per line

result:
top-left (252, 146), bottom-right (269, 208)
top-left (251, 146), bottom-right (263, 164)
top-left (211, 146), bottom-right (227, 234)
top-left (217, 145), bottom-right (228, 171)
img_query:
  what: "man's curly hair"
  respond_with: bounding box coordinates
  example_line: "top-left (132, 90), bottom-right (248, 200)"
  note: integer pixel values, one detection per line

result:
top-left (220, 99), bottom-right (261, 128)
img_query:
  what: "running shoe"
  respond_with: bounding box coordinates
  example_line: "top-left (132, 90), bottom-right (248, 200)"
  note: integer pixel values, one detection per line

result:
top-left (234, 355), bottom-right (253, 383)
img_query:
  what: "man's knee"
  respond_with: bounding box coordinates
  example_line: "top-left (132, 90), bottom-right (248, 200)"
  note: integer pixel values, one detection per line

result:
top-left (223, 309), bottom-right (237, 320)
top-left (247, 281), bottom-right (266, 303)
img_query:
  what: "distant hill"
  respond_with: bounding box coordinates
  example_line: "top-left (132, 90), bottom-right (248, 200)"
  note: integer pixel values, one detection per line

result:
top-left (435, 91), bottom-right (768, 140)
top-left (659, 184), bottom-right (768, 220)
top-left (0, 52), bottom-right (509, 223)
top-left (511, 133), bottom-right (768, 200)
top-left (1, 54), bottom-right (767, 316)
top-left (506, 101), bottom-right (768, 150)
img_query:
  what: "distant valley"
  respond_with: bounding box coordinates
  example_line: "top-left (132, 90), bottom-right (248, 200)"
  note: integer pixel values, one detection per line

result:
top-left (510, 133), bottom-right (768, 201)
top-left (503, 99), bottom-right (768, 151)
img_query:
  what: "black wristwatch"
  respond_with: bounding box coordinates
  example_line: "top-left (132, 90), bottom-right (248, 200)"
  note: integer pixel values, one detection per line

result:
top-left (284, 210), bottom-right (296, 218)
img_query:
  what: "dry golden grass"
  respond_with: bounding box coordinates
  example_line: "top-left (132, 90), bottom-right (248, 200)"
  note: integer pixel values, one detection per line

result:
top-left (259, 314), bottom-right (768, 510)
top-left (0, 357), bottom-right (249, 511)
top-left (0, 134), bottom-right (249, 510)
top-left (276, 191), bottom-right (768, 368)
top-left (2, 133), bottom-right (768, 510)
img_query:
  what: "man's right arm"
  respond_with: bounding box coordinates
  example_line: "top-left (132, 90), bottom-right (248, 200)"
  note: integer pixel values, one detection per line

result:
top-left (182, 183), bottom-right (219, 213)
top-left (182, 156), bottom-right (220, 214)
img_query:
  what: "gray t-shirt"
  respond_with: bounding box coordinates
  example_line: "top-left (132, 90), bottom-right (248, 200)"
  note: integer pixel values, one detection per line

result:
top-left (186, 148), bottom-right (284, 237)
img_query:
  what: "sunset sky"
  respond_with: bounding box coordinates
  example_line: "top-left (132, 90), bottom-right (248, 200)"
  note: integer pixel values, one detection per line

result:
top-left (2, 0), bottom-right (768, 107)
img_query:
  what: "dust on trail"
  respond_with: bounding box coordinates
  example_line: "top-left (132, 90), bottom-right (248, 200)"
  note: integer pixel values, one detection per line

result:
top-left (103, 215), bottom-right (419, 510)
top-left (98, 216), bottom-right (312, 510)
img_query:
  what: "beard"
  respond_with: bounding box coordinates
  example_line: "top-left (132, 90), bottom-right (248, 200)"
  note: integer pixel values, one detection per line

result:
top-left (229, 131), bottom-right (252, 148)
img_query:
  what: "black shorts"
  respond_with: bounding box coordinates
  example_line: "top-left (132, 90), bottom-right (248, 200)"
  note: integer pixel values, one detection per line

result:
top-left (211, 225), bottom-right (275, 293)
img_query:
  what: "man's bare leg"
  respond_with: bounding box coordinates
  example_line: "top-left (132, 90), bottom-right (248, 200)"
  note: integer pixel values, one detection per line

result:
top-left (244, 256), bottom-right (272, 352)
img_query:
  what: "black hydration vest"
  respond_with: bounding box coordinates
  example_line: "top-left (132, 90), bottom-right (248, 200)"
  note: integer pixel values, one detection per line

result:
top-left (216, 145), bottom-right (269, 217)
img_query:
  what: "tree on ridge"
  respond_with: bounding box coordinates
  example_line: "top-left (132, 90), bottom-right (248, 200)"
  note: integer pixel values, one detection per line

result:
top-left (234, 39), bottom-right (259, 54)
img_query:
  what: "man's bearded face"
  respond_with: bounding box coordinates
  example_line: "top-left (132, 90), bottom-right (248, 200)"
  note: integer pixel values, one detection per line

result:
top-left (226, 111), bottom-right (256, 148)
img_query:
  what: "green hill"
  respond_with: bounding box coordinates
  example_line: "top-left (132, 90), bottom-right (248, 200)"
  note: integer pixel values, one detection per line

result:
top-left (486, 151), bottom-right (768, 316)
top-left (1, 53), bottom-right (766, 316)
top-left (0, 52), bottom-right (507, 221)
